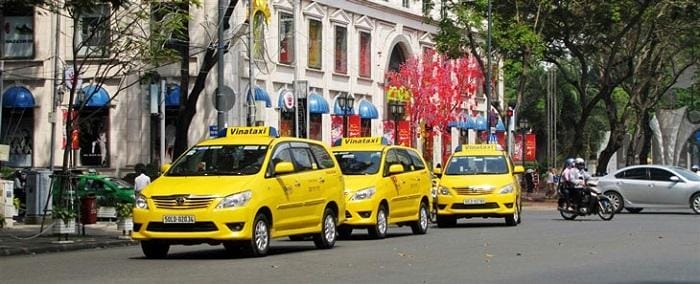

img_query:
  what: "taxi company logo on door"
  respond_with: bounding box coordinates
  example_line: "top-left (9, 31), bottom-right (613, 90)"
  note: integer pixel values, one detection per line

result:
top-left (228, 127), bottom-right (269, 136)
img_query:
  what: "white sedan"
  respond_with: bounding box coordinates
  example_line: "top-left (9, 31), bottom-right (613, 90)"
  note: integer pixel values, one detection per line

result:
top-left (597, 165), bottom-right (700, 214)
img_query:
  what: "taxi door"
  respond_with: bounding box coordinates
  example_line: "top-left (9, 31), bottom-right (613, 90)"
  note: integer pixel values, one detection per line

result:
top-left (384, 149), bottom-right (413, 219)
top-left (396, 149), bottom-right (421, 215)
top-left (289, 143), bottom-right (325, 229)
top-left (266, 143), bottom-right (305, 232)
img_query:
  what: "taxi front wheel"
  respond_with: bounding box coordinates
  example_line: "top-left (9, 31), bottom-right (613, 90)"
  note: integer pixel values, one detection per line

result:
top-left (245, 213), bottom-right (270, 257)
top-left (313, 207), bottom-right (337, 249)
top-left (368, 205), bottom-right (388, 239)
top-left (410, 201), bottom-right (429, 234)
top-left (141, 240), bottom-right (169, 259)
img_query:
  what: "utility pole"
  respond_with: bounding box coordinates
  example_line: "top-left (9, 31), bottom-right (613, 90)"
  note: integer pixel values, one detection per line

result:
top-left (247, 0), bottom-right (256, 126)
top-left (216, 0), bottom-right (226, 129)
top-left (485, 0), bottom-right (493, 143)
top-left (292, 0), bottom-right (300, 137)
top-left (49, 4), bottom-right (62, 171)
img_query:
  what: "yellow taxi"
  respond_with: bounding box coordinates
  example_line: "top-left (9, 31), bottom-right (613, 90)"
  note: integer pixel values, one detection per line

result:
top-left (434, 144), bottom-right (524, 227)
top-left (331, 137), bottom-right (432, 239)
top-left (132, 126), bottom-right (346, 258)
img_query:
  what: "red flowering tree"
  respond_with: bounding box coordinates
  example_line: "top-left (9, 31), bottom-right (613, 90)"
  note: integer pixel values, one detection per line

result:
top-left (386, 49), bottom-right (483, 138)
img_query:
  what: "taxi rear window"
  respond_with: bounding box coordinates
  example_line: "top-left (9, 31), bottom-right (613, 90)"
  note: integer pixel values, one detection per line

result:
top-left (334, 151), bottom-right (382, 175)
top-left (445, 155), bottom-right (508, 175)
top-left (167, 145), bottom-right (268, 176)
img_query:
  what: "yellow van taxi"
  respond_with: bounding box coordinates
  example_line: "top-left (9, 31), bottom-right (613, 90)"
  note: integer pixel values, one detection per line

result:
top-left (132, 126), bottom-right (346, 258)
top-left (434, 144), bottom-right (524, 227)
top-left (331, 137), bottom-right (432, 239)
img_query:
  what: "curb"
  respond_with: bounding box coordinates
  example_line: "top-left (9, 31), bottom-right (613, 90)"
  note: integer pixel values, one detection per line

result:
top-left (0, 238), bottom-right (139, 257)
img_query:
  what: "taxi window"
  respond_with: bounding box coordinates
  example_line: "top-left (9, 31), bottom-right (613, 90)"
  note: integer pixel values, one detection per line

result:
top-left (383, 150), bottom-right (400, 176)
top-left (291, 148), bottom-right (314, 171)
top-left (167, 145), bottom-right (268, 176)
top-left (268, 143), bottom-right (294, 176)
top-left (310, 144), bottom-right (335, 169)
top-left (334, 151), bottom-right (381, 175)
top-left (104, 177), bottom-right (132, 188)
top-left (396, 150), bottom-right (415, 172)
top-left (406, 149), bottom-right (426, 170)
top-left (445, 155), bottom-right (508, 175)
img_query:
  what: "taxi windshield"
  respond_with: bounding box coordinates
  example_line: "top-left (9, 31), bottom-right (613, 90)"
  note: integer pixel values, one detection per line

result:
top-left (334, 151), bottom-right (382, 175)
top-left (445, 155), bottom-right (508, 175)
top-left (167, 145), bottom-right (268, 176)
top-left (103, 177), bottom-right (133, 188)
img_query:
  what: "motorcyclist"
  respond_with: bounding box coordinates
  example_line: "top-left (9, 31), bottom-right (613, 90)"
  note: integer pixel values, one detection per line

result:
top-left (571, 158), bottom-right (590, 209)
top-left (558, 158), bottom-right (576, 210)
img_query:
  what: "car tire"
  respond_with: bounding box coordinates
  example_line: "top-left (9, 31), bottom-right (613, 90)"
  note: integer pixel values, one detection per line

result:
top-left (368, 205), bottom-right (388, 239)
top-left (313, 207), bottom-right (337, 249)
top-left (691, 193), bottom-right (700, 214)
top-left (141, 240), bottom-right (169, 259)
top-left (244, 213), bottom-right (270, 257)
top-left (604, 191), bottom-right (624, 213)
top-left (410, 201), bottom-right (429, 234)
top-left (436, 215), bottom-right (456, 228)
top-left (337, 225), bottom-right (353, 239)
top-left (625, 208), bottom-right (643, 214)
top-left (505, 199), bottom-right (520, 226)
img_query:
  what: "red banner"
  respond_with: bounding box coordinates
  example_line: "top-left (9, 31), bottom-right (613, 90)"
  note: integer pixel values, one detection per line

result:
top-left (512, 134), bottom-right (523, 161)
top-left (525, 133), bottom-right (536, 161)
top-left (398, 121), bottom-right (410, 146)
top-left (348, 115), bottom-right (361, 137)
top-left (331, 115), bottom-right (344, 145)
top-left (383, 120), bottom-right (395, 144)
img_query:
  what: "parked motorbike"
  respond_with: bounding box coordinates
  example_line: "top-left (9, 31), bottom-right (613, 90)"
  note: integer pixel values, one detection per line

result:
top-left (558, 181), bottom-right (615, 221)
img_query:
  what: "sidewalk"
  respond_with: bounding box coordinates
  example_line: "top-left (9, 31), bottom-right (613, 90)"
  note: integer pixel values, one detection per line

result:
top-left (522, 191), bottom-right (559, 209)
top-left (0, 220), bottom-right (137, 257)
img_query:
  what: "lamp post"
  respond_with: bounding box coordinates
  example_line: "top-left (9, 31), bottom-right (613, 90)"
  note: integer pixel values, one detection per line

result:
top-left (389, 100), bottom-right (405, 145)
top-left (520, 118), bottom-right (530, 165)
top-left (338, 92), bottom-right (354, 137)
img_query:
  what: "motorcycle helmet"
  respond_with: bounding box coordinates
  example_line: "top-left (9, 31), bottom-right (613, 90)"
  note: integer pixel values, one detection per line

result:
top-left (565, 158), bottom-right (576, 168)
top-left (575, 157), bottom-right (585, 169)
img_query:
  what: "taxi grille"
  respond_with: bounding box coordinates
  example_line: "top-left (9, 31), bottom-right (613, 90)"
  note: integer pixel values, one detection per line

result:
top-left (152, 195), bottom-right (215, 210)
top-left (453, 187), bottom-right (493, 196)
top-left (146, 222), bottom-right (218, 232)
top-left (451, 203), bottom-right (499, 210)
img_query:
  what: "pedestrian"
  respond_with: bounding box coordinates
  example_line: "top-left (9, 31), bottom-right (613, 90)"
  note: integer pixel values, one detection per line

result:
top-left (524, 169), bottom-right (535, 200)
top-left (545, 167), bottom-right (557, 199)
top-left (134, 163), bottom-right (151, 196)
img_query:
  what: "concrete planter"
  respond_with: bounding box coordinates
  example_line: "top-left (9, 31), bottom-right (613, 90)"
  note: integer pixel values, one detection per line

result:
top-left (117, 217), bottom-right (133, 235)
top-left (53, 219), bottom-right (76, 235)
top-left (97, 206), bottom-right (117, 219)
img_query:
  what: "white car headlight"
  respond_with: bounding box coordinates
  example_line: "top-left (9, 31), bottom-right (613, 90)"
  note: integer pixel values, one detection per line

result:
top-left (439, 185), bottom-right (450, 195)
top-left (217, 191), bottom-right (252, 208)
top-left (135, 194), bottom-right (148, 209)
top-left (351, 187), bottom-right (376, 201)
top-left (499, 184), bottom-right (514, 194)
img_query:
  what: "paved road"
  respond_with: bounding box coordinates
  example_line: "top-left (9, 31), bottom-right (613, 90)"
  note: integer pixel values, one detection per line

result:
top-left (2, 207), bottom-right (698, 284)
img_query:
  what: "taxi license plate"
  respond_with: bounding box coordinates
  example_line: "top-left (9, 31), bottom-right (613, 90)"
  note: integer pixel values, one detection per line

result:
top-left (464, 199), bottom-right (485, 205)
top-left (163, 215), bottom-right (195, 224)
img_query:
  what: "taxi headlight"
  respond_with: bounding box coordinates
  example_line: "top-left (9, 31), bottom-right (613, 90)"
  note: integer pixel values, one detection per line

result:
top-left (351, 187), bottom-right (376, 201)
top-left (439, 185), bottom-right (450, 195)
top-left (135, 194), bottom-right (148, 209)
top-left (217, 191), bottom-right (252, 208)
top-left (499, 184), bottom-right (514, 194)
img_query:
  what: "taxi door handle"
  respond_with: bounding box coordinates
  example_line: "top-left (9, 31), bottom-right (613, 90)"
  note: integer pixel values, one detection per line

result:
top-left (319, 177), bottom-right (325, 183)
top-left (294, 180), bottom-right (301, 187)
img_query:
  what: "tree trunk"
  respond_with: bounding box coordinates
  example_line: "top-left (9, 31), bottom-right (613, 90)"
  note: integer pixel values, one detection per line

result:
top-left (174, 2), bottom-right (190, 160)
top-left (638, 110), bottom-right (653, 164)
top-left (625, 110), bottom-right (645, 166)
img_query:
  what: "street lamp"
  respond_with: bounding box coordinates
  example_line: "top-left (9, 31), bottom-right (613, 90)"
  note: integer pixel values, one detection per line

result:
top-left (520, 118), bottom-right (530, 165)
top-left (337, 92), bottom-right (354, 137)
top-left (388, 100), bottom-right (405, 145)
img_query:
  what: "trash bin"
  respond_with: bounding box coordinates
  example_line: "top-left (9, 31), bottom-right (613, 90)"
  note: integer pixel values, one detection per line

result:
top-left (80, 196), bottom-right (97, 224)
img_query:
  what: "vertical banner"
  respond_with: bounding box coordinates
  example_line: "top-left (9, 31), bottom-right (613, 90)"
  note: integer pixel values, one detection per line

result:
top-left (383, 120), bottom-right (395, 145)
top-left (525, 133), bottom-right (537, 161)
top-left (348, 115), bottom-right (361, 137)
top-left (496, 132), bottom-right (506, 149)
top-left (398, 121), bottom-right (410, 146)
top-left (512, 134), bottom-right (523, 161)
top-left (331, 115), bottom-right (344, 146)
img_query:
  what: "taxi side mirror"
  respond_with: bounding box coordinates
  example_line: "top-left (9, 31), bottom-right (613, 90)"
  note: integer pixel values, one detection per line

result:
top-left (160, 163), bottom-right (172, 174)
top-left (433, 167), bottom-right (442, 178)
top-left (513, 166), bottom-right (525, 174)
top-left (274, 162), bottom-right (295, 175)
top-left (389, 164), bottom-right (404, 175)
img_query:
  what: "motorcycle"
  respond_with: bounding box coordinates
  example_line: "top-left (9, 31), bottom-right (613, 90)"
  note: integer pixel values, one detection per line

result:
top-left (558, 180), bottom-right (615, 221)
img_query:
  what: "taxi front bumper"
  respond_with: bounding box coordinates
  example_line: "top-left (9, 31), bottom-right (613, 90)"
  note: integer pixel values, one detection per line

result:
top-left (131, 206), bottom-right (254, 242)
top-left (342, 199), bottom-right (379, 226)
top-left (437, 193), bottom-right (517, 218)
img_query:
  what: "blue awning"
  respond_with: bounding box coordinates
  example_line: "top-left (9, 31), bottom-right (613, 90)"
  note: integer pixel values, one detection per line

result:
top-left (333, 96), bottom-right (355, 116)
top-left (308, 92), bottom-right (329, 114)
top-left (474, 115), bottom-right (488, 131)
top-left (80, 86), bottom-right (110, 107)
top-left (495, 119), bottom-right (506, 132)
top-left (165, 84), bottom-right (180, 108)
top-left (247, 86), bottom-right (271, 108)
top-left (357, 99), bottom-right (378, 119)
top-left (2, 86), bottom-right (35, 108)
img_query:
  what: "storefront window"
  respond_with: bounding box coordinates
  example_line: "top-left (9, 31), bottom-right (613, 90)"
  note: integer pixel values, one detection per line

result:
top-left (1, 109), bottom-right (34, 167)
top-left (279, 12), bottom-right (294, 64)
top-left (359, 31), bottom-right (371, 78)
top-left (77, 4), bottom-right (111, 57)
top-left (334, 25), bottom-right (347, 74)
top-left (1, 3), bottom-right (34, 59)
top-left (279, 111), bottom-right (296, 137)
top-left (78, 109), bottom-right (110, 167)
top-left (309, 114), bottom-right (322, 140)
top-left (361, 118), bottom-right (371, 137)
top-left (308, 18), bottom-right (322, 69)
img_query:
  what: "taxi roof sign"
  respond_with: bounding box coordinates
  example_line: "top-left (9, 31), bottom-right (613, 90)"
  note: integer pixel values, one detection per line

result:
top-left (457, 144), bottom-right (504, 152)
top-left (338, 137), bottom-right (388, 146)
top-left (225, 126), bottom-right (278, 138)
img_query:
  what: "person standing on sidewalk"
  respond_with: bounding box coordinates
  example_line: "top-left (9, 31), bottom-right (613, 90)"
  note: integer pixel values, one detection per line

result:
top-left (545, 167), bottom-right (557, 199)
top-left (524, 169), bottom-right (535, 200)
top-left (134, 163), bottom-right (151, 197)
